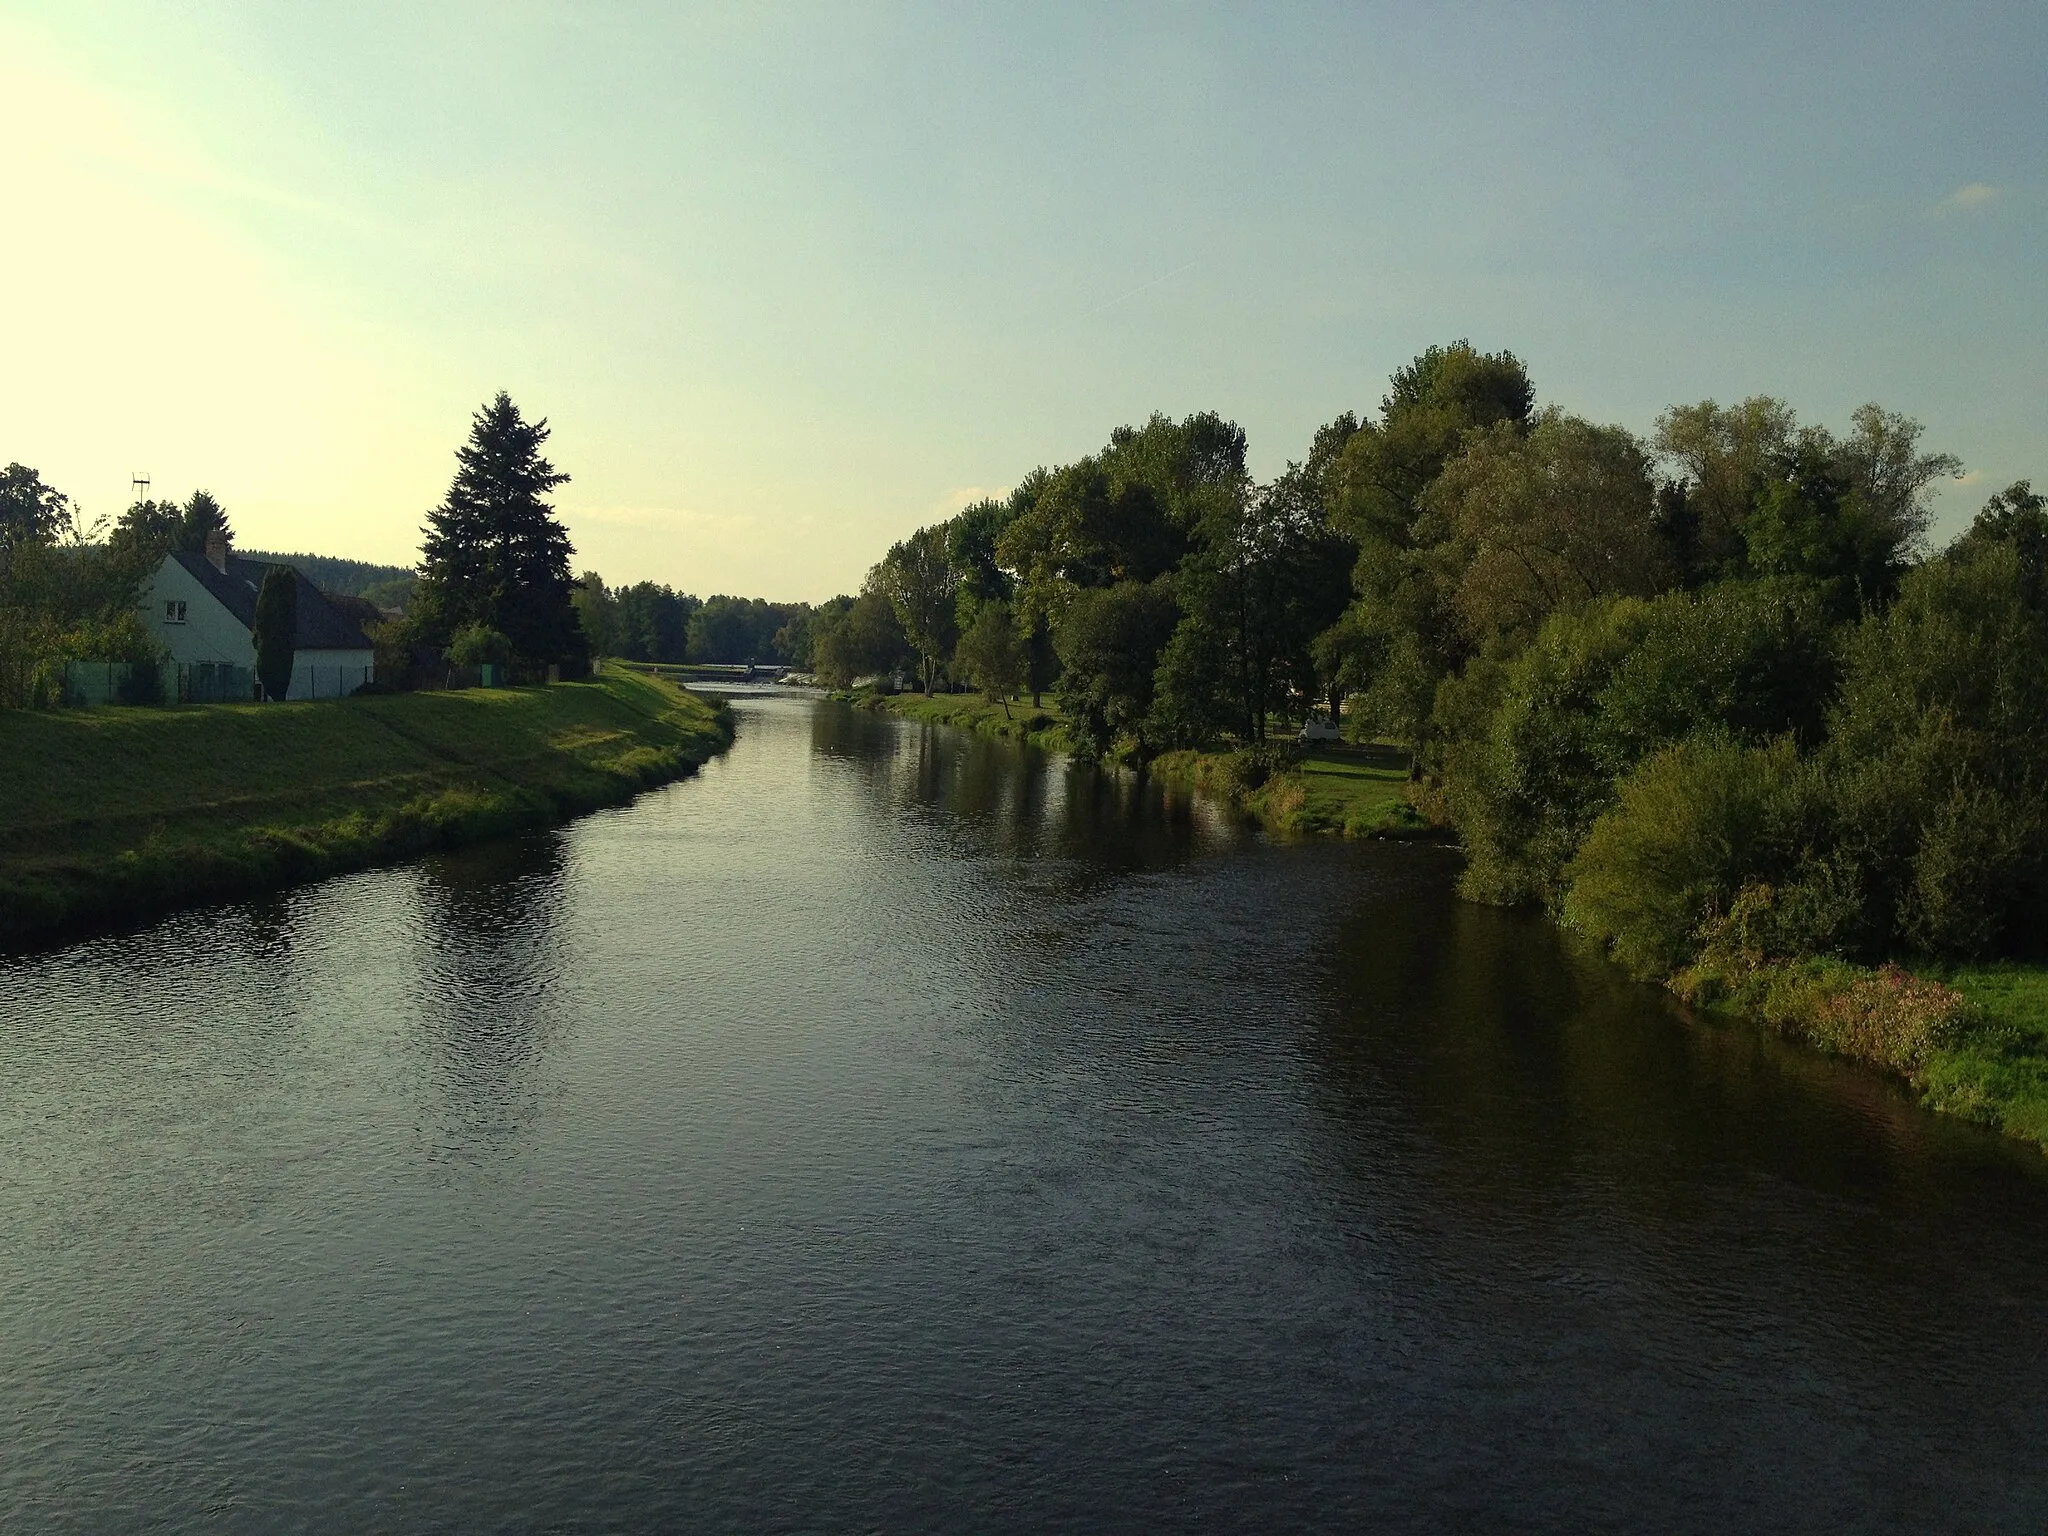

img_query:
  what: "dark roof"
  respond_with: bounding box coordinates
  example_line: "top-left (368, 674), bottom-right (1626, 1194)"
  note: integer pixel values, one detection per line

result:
top-left (170, 550), bottom-right (374, 651)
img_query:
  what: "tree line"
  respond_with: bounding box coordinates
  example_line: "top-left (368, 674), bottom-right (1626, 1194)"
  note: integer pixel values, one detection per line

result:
top-left (816, 342), bottom-right (2047, 979)
top-left (2, 393), bottom-right (820, 704)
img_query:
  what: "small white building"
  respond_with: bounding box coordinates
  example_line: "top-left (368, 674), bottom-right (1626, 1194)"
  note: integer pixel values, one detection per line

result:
top-left (145, 535), bottom-right (376, 700)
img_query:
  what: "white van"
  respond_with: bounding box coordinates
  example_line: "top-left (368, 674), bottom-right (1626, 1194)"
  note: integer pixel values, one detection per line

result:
top-left (1298, 717), bottom-right (1343, 744)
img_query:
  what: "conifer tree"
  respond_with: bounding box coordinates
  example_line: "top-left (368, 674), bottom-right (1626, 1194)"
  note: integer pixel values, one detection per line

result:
top-left (413, 393), bottom-right (587, 667)
top-left (180, 490), bottom-right (231, 552)
top-left (253, 566), bottom-right (297, 700)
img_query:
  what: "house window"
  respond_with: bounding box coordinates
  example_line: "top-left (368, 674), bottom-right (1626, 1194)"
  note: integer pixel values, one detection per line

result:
top-left (164, 600), bottom-right (188, 624)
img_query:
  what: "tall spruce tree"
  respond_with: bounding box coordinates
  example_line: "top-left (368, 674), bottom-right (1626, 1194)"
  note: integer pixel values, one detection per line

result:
top-left (181, 490), bottom-right (232, 552)
top-left (413, 393), bottom-right (586, 667)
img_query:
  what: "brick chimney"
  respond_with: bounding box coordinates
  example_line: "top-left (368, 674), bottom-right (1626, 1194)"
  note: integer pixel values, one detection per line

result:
top-left (205, 530), bottom-right (230, 574)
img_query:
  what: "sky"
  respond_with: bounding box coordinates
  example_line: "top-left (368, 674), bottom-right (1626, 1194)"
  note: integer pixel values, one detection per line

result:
top-left (2, 1), bottom-right (2041, 602)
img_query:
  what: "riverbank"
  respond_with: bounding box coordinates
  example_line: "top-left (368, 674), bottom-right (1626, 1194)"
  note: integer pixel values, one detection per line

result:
top-left (1146, 745), bottom-right (1434, 839)
top-left (861, 688), bottom-right (2048, 1148)
top-left (858, 690), bottom-right (1072, 751)
top-left (862, 692), bottom-right (1431, 838)
top-left (0, 669), bottom-right (732, 948)
top-left (1670, 949), bottom-right (2048, 1150)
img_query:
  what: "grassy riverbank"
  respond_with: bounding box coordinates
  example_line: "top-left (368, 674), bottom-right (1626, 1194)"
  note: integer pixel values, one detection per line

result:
top-left (0, 668), bottom-right (732, 948)
top-left (859, 690), bottom-right (1072, 751)
top-left (1147, 744), bottom-right (1433, 839)
top-left (865, 690), bottom-right (1432, 839)
top-left (1667, 949), bottom-right (2048, 1149)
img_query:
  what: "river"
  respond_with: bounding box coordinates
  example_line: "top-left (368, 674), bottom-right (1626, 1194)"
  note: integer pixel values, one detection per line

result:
top-left (3, 692), bottom-right (2046, 1531)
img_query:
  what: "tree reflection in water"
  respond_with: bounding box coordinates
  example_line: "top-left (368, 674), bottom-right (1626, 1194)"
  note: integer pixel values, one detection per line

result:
top-left (407, 831), bottom-right (573, 1159)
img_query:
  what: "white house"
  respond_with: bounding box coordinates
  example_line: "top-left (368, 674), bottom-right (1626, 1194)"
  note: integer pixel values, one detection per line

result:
top-left (145, 534), bottom-right (376, 700)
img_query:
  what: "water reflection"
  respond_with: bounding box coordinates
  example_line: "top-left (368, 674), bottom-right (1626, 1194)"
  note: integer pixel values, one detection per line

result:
top-left (808, 698), bottom-right (1241, 879)
top-left (406, 832), bottom-right (573, 1157)
top-left (2, 692), bottom-right (2046, 1532)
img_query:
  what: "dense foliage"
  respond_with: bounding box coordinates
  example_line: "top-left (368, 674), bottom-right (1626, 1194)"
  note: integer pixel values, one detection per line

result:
top-left (0, 464), bottom-right (164, 708)
top-left (829, 345), bottom-right (2037, 982)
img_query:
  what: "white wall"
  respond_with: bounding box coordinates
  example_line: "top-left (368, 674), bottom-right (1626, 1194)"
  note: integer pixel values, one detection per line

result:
top-left (146, 558), bottom-right (255, 667)
top-left (144, 559), bottom-right (375, 698)
top-left (289, 651), bottom-right (376, 699)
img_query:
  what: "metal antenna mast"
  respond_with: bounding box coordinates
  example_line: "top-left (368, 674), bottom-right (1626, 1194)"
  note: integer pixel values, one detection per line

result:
top-left (131, 473), bottom-right (150, 505)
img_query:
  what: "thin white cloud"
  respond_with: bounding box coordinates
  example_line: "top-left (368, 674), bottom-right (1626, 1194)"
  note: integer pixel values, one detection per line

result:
top-left (1939, 182), bottom-right (1999, 213)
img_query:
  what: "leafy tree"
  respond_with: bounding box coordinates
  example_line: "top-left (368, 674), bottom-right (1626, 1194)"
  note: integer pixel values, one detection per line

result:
top-left (1652, 397), bottom-right (1799, 579)
top-left (879, 526), bottom-right (958, 694)
top-left (772, 607), bottom-right (817, 669)
top-left (1329, 341), bottom-right (1535, 557)
top-left (571, 571), bottom-right (615, 656)
top-left (1441, 582), bottom-right (1839, 906)
top-left (1309, 603), bottom-right (1386, 731)
top-left (1951, 480), bottom-right (2046, 600)
top-left (1154, 469), bottom-right (1352, 745)
top-left (1563, 736), bottom-right (1819, 979)
top-left (609, 582), bottom-right (699, 661)
top-left (686, 595), bottom-right (810, 664)
top-left (0, 463), bottom-right (72, 561)
top-left (1324, 342), bottom-right (1540, 744)
top-left (947, 496), bottom-right (1017, 627)
top-left (253, 566), bottom-right (298, 701)
top-left (954, 600), bottom-right (1027, 715)
top-left (413, 392), bottom-right (586, 668)
top-left (811, 588), bottom-right (908, 688)
top-left (108, 498), bottom-right (188, 578)
top-left (1054, 578), bottom-right (1180, 757)
top-left (1414, 411), bottom-right (1672, 648)
top-left (1654, 399), bottom-right (1957, 590)
top-left (997, 414), bottom-right (1245, 634)
top-left (1821, 536), bottom-right (2048, 957)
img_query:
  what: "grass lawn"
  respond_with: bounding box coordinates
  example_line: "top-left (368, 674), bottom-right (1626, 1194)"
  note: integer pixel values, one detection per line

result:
top-left (1149, 742), bottom-right (1431, 839)
top-left (868, 690), bottom-right (1070, 751)
top-left (1288, 746), bottom-right (1428, 836)
top-left (1919, 963), bottom-right (2048, 1147)
top-left (1, 668), bottom-right (731, 946)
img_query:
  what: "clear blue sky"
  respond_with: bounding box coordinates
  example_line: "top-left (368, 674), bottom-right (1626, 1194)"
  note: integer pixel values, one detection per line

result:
top-left (3, 1), bottom-right (2041, 600)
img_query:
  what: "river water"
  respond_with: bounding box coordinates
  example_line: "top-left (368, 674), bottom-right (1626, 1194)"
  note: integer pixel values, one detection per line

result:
top-left (3, 692), bottom-right (2046, 1532)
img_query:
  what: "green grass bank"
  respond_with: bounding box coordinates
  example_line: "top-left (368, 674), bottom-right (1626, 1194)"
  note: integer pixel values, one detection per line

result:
top-left (1146, 744), bottom-right (1434, 839)
top-left (1670, 949), bottom-right (2048, 1151)
top-left (859, 690), bottom-right (1073, 752)
top-left (0, 668), bottom-right (732, 948)
top-left (864, 691), bottom-right (1432, 839)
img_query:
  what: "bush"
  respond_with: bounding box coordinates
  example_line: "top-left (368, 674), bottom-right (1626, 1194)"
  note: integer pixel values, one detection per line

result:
top-left (446, 623), bottom-right (516, 669)
top-left (1224, 741), bottom-right (1303, 792)
top-left (1673, 951), bottom-right (1974, 1076)
top-left (1439, 581), bottom-right (1840, 908)
top-left (1561, 736), bottom-right (1818, 979)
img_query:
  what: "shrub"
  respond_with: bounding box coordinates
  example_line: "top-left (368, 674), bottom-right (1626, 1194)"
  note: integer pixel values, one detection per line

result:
top-left (446, 623), bottom-right (516, 669)
top-left (1673, 951), bottom-right (1974, 1076)
top-left (1561, 736), bottom-right (1817, 979)
top-left (1224, 741), bottom-right (1303, 792)
top-left (1438, 581), bottom-right (1839, 907)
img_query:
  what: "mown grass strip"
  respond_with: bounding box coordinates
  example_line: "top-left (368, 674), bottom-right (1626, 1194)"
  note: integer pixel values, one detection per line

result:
top-left (0, 669), bottom-right (732, 948)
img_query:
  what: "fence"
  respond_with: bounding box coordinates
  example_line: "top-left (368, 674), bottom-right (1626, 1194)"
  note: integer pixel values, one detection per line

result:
top-left (293, 664), bottom-right (374, 699)
top-left (60, 661), bottom-right (371, 706)
top-left (62, 662), bottom-right (155, 706)
top-left (177, 662), bottom-right (257, 703)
